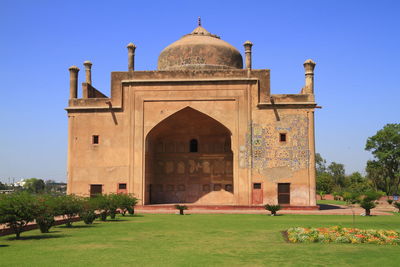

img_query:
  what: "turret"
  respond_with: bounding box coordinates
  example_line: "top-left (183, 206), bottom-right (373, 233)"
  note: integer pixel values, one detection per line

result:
top-left (303, 59), bottom-right (316, 94)
top-left (83, 60), bottom-right (92, 85)
top-left (243, 41), bottom-right (253, 70)
top-left (127, 43), bottom-right (136, 71)
top-left (68, 66), bottom-right (80, 99)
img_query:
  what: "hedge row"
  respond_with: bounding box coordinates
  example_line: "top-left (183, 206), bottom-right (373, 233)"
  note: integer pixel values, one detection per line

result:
top-left (0, 193), bottom-right (138, 239)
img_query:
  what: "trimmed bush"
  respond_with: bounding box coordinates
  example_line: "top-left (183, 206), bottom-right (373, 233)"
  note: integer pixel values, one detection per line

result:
top-left (394, 202), bottom-right (400, 212)
top-left (80, 198), bottom-right (98, 224)
top-left (264, 204), bottom-right (281, 216)
top-left (34, 194), bottom-right (59, 233)
top-left (175, 205), bottom-right (188, 215)
top-left (91, 195), bottom-right (110, 221)
top-left (0, 192), bottom-right (38, 239)
top-left (359, 191), bottom-right (383, 216)
top-left (108, 194), bottom-right (120, 219)
top-left (360, 201), bottom-right (376, 216)
top-left (117, 194), bottom-right (139, 216)
top-left (58, 195), bottom-right (83, 227)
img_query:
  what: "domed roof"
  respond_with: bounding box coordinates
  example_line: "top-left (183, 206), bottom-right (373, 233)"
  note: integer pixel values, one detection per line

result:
top-left (158, 20), bottom-right (243, 70)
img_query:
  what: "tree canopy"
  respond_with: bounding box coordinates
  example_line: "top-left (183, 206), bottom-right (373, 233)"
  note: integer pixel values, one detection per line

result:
top-left (365, 123), bottom-right (400, 195)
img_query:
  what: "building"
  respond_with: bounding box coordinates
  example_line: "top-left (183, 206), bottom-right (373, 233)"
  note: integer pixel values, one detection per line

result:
top-left (66, 20), bottom-right (318, 208)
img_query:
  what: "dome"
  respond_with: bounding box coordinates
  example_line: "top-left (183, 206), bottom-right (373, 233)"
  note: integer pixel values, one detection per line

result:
top-left (158, 21), bottom-right (243, 70)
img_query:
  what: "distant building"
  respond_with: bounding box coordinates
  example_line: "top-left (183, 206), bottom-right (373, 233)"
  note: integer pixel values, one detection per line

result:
top-left (14, 179), bottom-right (26, 187)
top-left (66, 20), bottom-right (318, 208)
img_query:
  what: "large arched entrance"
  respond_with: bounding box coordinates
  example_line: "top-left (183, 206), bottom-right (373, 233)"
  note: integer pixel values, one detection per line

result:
top-left (145, 107), bottom-right (234, 204)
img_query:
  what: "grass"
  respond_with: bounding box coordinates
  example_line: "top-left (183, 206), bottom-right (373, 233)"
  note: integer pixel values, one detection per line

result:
top-left (317, 199), bottom-right (347, 205)
top-left (1, 214), bottom-right (400, 266)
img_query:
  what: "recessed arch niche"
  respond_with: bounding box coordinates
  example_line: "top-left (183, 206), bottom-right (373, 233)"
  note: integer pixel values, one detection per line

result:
top-left (145, 107), bottom-right (234, 204)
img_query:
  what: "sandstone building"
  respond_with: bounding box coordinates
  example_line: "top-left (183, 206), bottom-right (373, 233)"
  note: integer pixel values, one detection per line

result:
top-left (66, 21), bottom-right (318, 207)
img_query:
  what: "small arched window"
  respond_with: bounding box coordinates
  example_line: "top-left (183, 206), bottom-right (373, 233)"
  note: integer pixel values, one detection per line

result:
top-left (189, 139), bottom-right (198, 152)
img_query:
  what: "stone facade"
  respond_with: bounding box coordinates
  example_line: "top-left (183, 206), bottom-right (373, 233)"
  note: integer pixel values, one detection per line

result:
top-left (66, 22), bottom-right (318, 207)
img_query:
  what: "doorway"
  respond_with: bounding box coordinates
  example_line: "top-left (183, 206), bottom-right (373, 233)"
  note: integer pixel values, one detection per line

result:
top-left (278, 183), bottom-right (290, 204)
top-left (252, 183), bottom-right (263, 205)
top-left (90, 184), bottom-right (102, 198)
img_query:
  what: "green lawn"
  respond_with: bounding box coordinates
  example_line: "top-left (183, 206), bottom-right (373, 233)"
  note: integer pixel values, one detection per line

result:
top-left (317, 199), bottom-right (347, 205)
top-left (1, 214), bottom-right (400, 266)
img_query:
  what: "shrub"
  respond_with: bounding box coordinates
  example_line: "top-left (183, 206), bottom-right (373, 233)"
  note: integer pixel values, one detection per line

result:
top-left (387, 199), bottom-right (394, 205)
top-left (317, 191), bottom-right (326, 200)
top-left (359, 191), bottom-right (383, 216)
top-left (108, 194), bottom-right (120, 219)
top-left (91, 195), bottom-right (110, 221)
top-left (117, 194), bottom-right (139, 216)
top-left (360, 200), bottom-right (376, 216)
top-left (80, 198), bottom-right (98, 224)
top-left (58, 195), bottom-right (83, 227)
top-left (92, 194), bottom-right (120, 220)
top-left (394, 202), bottom-right (400, 212)
top-left (175, 205), bottom-right (188, 215)
top-left (34, 194), bottom-right (59, 233)
top-left (0, 192), bottom-right (38, 239)
top-left (342, 192), bottom-right (360, 204)
top-left (332, 191), bottom-right (342, 201)
top-left (264, 204), bottom-right (281, 216)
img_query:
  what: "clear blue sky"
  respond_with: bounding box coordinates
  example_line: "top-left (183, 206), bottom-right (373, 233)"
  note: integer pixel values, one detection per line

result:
top-left (1, 0), bottom-right (399, 183)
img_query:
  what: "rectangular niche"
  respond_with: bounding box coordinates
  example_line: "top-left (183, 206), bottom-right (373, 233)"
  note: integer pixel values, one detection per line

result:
top-left (213, 184), bottom-right (222, 191)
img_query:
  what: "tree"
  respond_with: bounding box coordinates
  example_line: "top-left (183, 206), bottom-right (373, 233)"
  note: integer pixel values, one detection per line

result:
top-left (92, 195), bottom-right (112, 221)
top-left (327, 162), bottom-right (345, 188)
top-left (117, 194), bottom-right (139, 215)
top-left (80, 198), bottom-right (98, 224)
top-left (316, 172), bottom-right (335, 193)
top-left (24, 178), bottom-right (45, 194)
top-left (315, 153), bottom-right (335, 193)
top-left (366, 160), bottom-right (386, 192)
top-left (0, 192), bottom-right (38, 239)
top-left (365, 123), bottom-right (400, 195)
top-left (58, 195), bottom-right (83, 227)
top-left (34, 194), bottom-right (60, 233)
top-left (0, 182), bottom-right (6, 190)
top-left (359, 191), bottom-right (383, 216)
top-left (344, 172), bottom-right (373, 194)
top-left (315, 153), bottom-right (327, 174)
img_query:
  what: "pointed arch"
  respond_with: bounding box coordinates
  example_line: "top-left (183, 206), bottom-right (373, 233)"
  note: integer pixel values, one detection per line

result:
top-left (144, 106), bottom-right (234, 204)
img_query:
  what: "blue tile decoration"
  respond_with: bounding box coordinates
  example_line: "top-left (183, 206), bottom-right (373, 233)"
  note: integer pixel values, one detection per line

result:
top-left (243, 114), bottom-right (309, 171)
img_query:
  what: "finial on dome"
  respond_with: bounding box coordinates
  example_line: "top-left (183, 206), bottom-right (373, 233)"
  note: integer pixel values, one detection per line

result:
top-left (198, 17), bottom-right (201, 26)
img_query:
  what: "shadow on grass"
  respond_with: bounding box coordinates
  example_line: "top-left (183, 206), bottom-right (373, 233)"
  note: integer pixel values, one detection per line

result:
top-left (98, 219), bottom-right (127, 222)
top-left (7, 234), bottom-right (68, 241)
top-left (121, 214), bottom-right (144, 218)
top-left (0, 245), bottom-right (10, 247)
top-left (319, 204), bottom-right (344, 210)
top-left (57, 224), bottom-right (95, 229)
top-left (281, 231), bottom-right (289, 243)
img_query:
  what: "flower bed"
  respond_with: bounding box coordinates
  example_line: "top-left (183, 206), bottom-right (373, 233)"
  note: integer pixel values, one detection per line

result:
top-left (287, 226), bottom-right (400, 245)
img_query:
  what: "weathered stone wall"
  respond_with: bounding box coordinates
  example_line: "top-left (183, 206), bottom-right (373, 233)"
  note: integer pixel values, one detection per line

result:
top-left (67, 68), bottom-right (316, 207)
